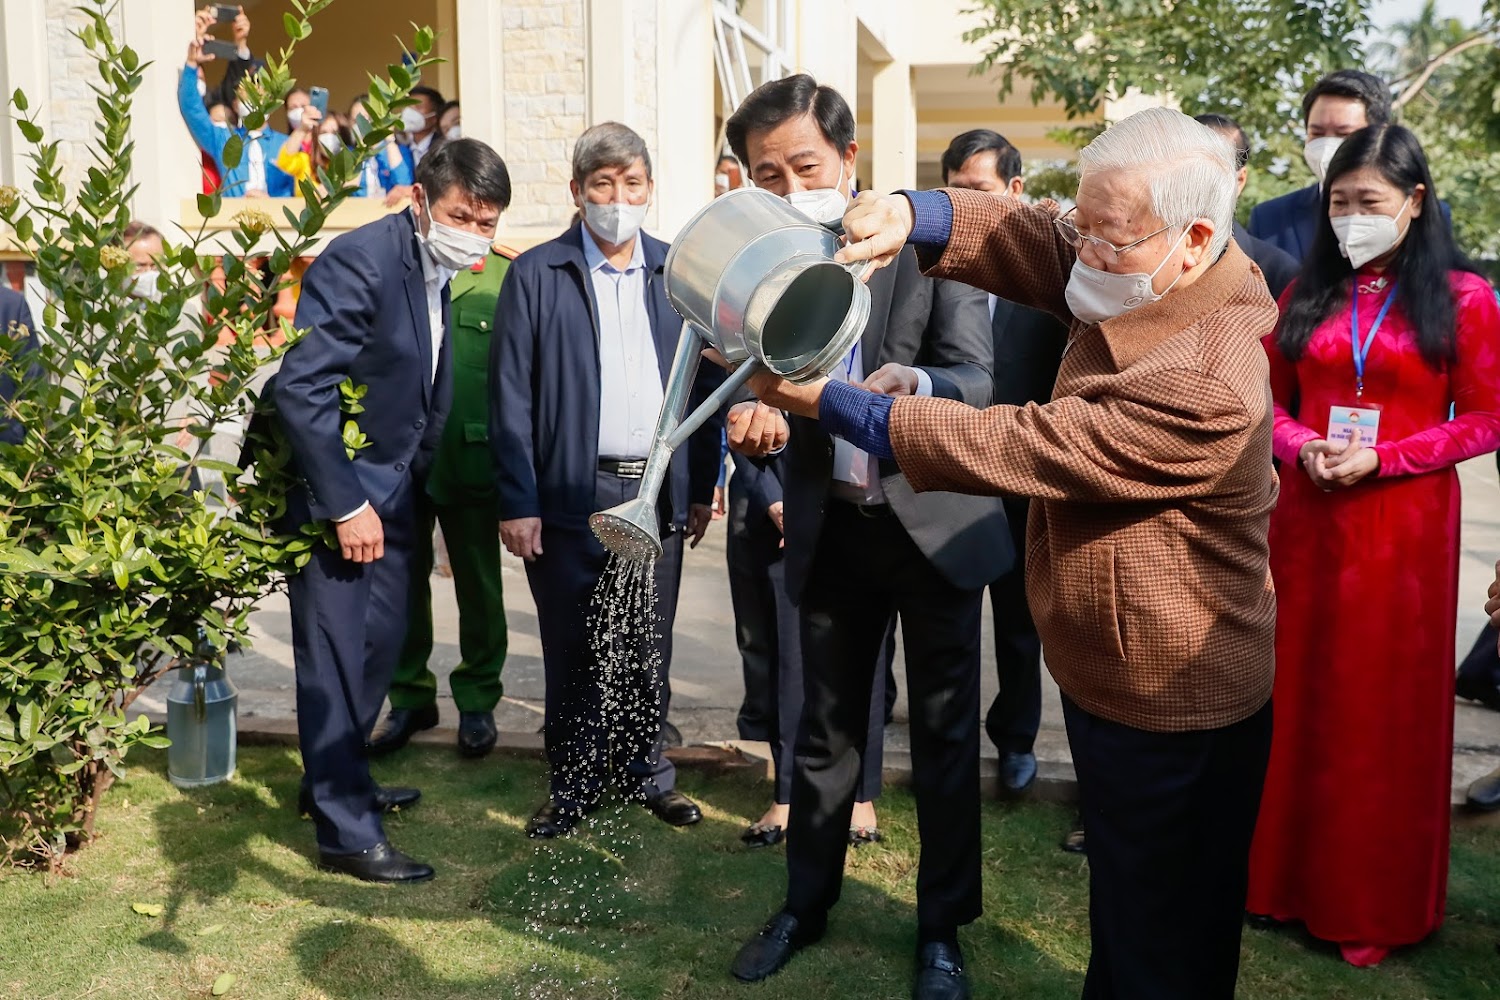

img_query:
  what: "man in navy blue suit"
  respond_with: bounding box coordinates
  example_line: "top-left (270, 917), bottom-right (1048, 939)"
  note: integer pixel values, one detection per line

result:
top-left (1248, 70), bottom-right (1392, 262)
top-left (0, 287), bottom-right (40, 446)
top-left (491, 122), bottom-right (723, 839)
top-left (273, 139), bottom-right (511, 883)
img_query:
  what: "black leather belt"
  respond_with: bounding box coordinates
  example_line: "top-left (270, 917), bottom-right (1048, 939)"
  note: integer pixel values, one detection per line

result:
top-left (599, 458), bottom-right (648, 479)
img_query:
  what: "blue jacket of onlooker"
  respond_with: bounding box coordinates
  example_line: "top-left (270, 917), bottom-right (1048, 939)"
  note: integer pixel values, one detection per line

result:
top-left (177, 65), bottom-right (293, 197)
top-left (355, 148), bottom-right (413, 199)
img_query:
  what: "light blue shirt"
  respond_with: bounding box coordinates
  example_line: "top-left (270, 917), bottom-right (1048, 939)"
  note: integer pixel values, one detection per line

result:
top-left (581, 225), bottom-right (663, 460)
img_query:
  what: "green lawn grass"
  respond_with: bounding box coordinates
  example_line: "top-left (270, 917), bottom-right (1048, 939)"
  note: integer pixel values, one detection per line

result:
top-left (1, 744), bottom-right (1498, 999)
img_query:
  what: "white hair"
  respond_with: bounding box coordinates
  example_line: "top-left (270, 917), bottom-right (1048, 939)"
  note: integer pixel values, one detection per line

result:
top-left (1078, 107), bottom-right (1237, 261)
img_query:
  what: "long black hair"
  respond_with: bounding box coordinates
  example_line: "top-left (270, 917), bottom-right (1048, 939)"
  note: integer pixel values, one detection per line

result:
top-left (1277, 124), bottom-right (1483, 369)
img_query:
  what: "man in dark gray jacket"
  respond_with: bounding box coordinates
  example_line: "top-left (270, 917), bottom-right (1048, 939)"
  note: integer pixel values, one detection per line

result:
top-left (720, 75), bottom-right (1009, 1000)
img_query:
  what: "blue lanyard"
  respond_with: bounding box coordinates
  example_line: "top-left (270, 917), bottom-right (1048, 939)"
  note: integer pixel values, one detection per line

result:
top-left (840, 342), bottom-right (860, 384)
top-left (1350, 279), bottom-right (1398, 400)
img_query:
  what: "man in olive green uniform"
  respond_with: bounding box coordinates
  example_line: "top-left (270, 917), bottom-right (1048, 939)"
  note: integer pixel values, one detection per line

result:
top-left (368, 243), bottom-right (518, 758)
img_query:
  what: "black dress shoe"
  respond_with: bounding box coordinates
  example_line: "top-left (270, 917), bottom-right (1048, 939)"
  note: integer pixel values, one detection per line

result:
top-left (1000, 751), bottom-right (1038, 794)
top-left (526, 799), bottom-right (594, 839)
top-left (1061, 818), bottom-right (1086, 854)
top-left (913, 941), bottom-right (970, 1000)
top-left (1456, 674), bottom-right (1500, 711)
top-left (645, 790), bottom-right (702, 827)
top-left (730, 911), bottom-right (825, 982)
top-left (367, 704), bottom-right (440, 756)
top-left (298, 785), bottom-right (421, 817)
top-left (740, 823), bottom-right (785, 849)
top-left (660, 719), bottom-right (684, 748)
top-left (457, 711), bottom-right (498, 758)
top-left (1467, 765), bottom-right (1500, 812)
top-left (317, 841), bottom-right (434, 883)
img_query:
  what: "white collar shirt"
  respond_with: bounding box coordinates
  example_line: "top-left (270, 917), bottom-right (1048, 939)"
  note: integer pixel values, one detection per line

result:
top-left (581, 224), bottom-right (663, 461)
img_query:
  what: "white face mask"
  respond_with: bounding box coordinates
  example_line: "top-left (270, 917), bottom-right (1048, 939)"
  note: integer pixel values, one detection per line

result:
top-left (444, 125), bottom-right (462, 142)
top-left (784, 161), bottom-right (849, 225)
top-left (1331, 196), bottom-right (1412, 270)
top-left (130, 270), bottom-right (163, 302)
top-left (286, 107), bottom-right (305, 131)
top-left (416, 194), bottom-right (492, 273)
top-left (235, 99), bottom-right (252, 121)
top-left (401, 107), bottom-right (429, 135)
top-left (1064, 227), bottom-right (1191, 324)
top-left (318, 132), bottom-right (342, 154)
top-left (714, 172), bottom-right (731, 189)
top-left (1303, 136), bottom-right (1343, 185)
top-left (583, 199), bottom-right (650, 246)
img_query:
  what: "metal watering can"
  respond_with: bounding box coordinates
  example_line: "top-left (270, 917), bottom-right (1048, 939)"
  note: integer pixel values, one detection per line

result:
top-left (165, 635), bottom-right (237, 788)
top-left (589, 187), bottom-right (874, 561)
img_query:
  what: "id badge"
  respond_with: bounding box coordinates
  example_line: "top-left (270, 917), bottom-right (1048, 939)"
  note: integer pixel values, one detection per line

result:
top-left (1327, 403), bottom-right (1381, 447)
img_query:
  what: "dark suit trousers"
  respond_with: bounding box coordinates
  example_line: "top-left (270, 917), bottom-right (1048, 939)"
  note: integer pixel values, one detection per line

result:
top-left (786, 502), bottom-right (984, 928)
top-left (1064, 694), bottom-right (1272, 1000)
top-left (525, 470), bottom-right (682, 808)
top-left (985, 496), bottom-right (1043, 755)
top-left (727, 494), bottom-right (884, 803)
top-left (1457, 453), bottom-right (1500, 695)
top-left (290, 475), bottom-right (416, 854)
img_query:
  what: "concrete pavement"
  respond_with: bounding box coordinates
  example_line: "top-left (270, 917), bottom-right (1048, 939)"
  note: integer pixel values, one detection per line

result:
top-left (137, 456), bottom-right (1500, 807)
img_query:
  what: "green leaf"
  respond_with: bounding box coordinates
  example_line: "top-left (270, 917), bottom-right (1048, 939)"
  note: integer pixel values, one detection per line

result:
top-left (211, 973), bottom-right (236, 996)
top-left (111, 560), bottom-right (129, 590)
top-left (196, 192), bottom-right (222, 219)
top-left (222, 134), bottom-right (244, 171)
top-left (121, 46), bottom-right (139, 73)
top-left (131, 902), bottom-right (165, 917)
top-left (14, 215), bottom-right (33, 243)
top-left (17, 702), bottom-right (41, 742)
top-left (18, 119), bottom-right (42, 143)
top-left (198, 924), bottom-right (225, 937)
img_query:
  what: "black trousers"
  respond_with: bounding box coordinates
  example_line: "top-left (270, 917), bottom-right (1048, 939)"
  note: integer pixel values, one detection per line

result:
top-left (1457, 624), bottom-right (1500, 694)
top-left (290, 476), bottom-right (416, 854)
top-left (1064, 694), bottom-right (1273, 1000)
top-left (786, 502), bottom-right (984, 928)
top-left (985, 496), bottom-right (1043, 755)
top-left (524, 470), bottom-right (683, 809)
top-left (727, 492), bottom-right (884, 803)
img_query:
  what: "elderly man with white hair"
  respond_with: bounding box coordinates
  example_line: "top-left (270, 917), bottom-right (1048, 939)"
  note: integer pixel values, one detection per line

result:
top-left (728, 107), bottom-right (1279, 999)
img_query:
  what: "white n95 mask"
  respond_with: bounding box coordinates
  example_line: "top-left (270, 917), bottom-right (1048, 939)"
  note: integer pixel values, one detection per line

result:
top-left (1303, 136), bottom-right (1343, 185)
top-left (1331, 197), bottom-right (1412, 269)
top-left (1064, 228), bottom-right (1190, 324)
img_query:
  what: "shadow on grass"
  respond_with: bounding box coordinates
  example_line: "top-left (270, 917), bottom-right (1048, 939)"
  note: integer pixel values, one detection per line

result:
top-left (141, 749), bottom-right (1079, 998)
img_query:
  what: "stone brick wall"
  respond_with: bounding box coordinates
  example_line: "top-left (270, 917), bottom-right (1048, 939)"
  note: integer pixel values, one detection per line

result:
top-left (44, 0), bottom-right (124, 197)
top-left (500, 0), bottom-right (589, 230)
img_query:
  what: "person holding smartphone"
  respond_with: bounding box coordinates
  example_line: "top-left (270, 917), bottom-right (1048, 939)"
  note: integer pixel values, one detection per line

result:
top-left (181, 13), bottom-right (291, 198)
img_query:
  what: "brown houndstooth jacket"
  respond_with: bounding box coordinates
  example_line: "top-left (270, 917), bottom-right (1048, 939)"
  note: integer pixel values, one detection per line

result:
top-left (888, 189), bottom-right (1280, 733)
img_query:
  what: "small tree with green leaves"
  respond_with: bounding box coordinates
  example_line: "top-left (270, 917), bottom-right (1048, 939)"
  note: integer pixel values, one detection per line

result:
top-left (0, 0), bottom-right (436, 868)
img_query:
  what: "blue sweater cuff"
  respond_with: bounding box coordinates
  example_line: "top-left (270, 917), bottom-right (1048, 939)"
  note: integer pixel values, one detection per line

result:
top-left (818, 380), bottom-right (896, 461)
top-left (901, 189), bottom-right (954, 249)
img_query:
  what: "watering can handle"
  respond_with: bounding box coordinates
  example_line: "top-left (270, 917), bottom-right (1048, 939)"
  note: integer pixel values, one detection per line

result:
top-left (662, 358), bottom-right (762, 452)
top-left (192, 664), bottom-right (208, 722)
top-left (847, 258), bottom-right (878, 283)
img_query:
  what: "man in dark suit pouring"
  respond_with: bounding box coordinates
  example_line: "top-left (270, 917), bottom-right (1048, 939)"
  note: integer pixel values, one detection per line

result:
top-left (273, 139), bottom-right (511, 883)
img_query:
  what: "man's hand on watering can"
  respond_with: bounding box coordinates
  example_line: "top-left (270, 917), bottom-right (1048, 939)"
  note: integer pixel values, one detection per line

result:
top-left (686, 504), bottom-right (713, 549)
top-left (725, 400), bottom-right (790, 457)
top-left (862, 363), bottom-right (921, 396)
top-left (501, 517), bottom-right (544, 562)
top-left (836, 192), bottom-right (915, 277)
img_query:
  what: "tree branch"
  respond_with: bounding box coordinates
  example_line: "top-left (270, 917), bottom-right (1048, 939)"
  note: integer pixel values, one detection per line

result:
top-left (1393, 30), bottom-right (1499, 108)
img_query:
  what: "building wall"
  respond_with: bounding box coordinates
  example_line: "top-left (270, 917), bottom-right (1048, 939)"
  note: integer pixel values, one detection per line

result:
top-left (500, 0), bottom-right (588, 230)
top-left (43, 0), bottom-right (124, 196)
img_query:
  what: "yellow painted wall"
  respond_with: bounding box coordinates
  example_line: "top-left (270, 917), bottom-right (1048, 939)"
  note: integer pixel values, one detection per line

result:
top-left (200, 0), bottom-right (457, 131)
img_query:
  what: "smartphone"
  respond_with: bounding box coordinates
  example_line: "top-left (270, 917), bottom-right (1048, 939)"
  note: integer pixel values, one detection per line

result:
top-left (201, 38), bottom-right (239, 61)
top-left (309, 86), bottom-right (329, 117)
top-left (214, 4), bottom-right (239, 24)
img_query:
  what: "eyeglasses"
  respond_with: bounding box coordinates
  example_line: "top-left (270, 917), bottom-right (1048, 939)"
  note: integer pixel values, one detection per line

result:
top-left (1053, 207), bottom-right (1178, 265)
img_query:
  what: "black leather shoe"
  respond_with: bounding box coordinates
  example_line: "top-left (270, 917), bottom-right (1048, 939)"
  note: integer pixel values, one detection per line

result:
top-left (730, 911), bottom-right (825, 982)
top-left (645, 790), bottom-right (702, 827)
top-left (526, 799), bottom-right (593, 839)
top-left (367, 704), bottom-right (440, 756)
top-left (740, 823), bottom-right (785, 849)
top-left (317, 841), bottom-right (434, 883)
top-left (1061, 818), bottom-right (1086, 854)
top-left (1456, 674), bottom-right (1500, 711)
top-left (298, 785), bottom-right (421, 817)
top-left (1000, 751), bottom-right (1038, 794)
top-left (457, 711), bottom-right (498, 758)
top-left (913, 941), bottom-right (970, 1000)
top-left (1467, 765), bottom-right (1500, 812)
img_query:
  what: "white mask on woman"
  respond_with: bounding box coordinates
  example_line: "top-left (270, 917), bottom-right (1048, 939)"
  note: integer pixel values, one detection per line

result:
top-left (1331, 196), bottom-right (1412, 269)
top-left (286, 107), bottom-right (305, 131)
top-left (1064, 227), bottom-right (1190, 324)
top-left (444, 125), bottom-right (462, 142)
top-left (318, 132), bottom-right (342, 154)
